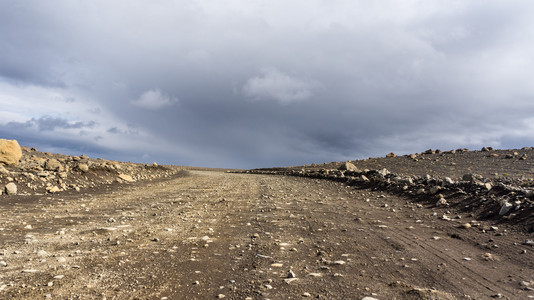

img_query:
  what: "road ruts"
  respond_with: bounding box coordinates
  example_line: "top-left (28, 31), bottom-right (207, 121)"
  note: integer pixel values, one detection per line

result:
top-left (0, 171), bottom-right (532, 299)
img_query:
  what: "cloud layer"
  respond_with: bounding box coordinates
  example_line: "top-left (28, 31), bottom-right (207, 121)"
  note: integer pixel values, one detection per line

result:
top-left (1, 0), bottom-right (533, 168)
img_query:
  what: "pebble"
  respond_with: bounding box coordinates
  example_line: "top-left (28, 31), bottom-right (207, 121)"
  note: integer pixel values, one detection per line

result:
top-left (460, 223), bottom-right (471, 229)
top-left (0, 261), bottom-right (7, 267)
top-left (302, 292), bottom-right (311, 297)
top-left (53, 275), bottom-right (65, 279)
top-left (284, 278), bottom-right (298, 284)
top-left (216, 294), bottom-right (225, 299)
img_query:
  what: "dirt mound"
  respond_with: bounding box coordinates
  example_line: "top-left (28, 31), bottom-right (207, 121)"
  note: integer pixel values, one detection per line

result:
top-left (246, 147), bottom-right (534, 232)
top-left (0, 145), bottom-right (181, 196)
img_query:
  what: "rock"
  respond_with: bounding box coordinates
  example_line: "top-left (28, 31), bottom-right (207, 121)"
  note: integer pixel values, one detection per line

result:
top-left (499, 202), bottom-right (513, 216)
top-left (118, 174), bottom-right (134, 182)
top-left (0, 165), bottom-right (9, 174)
top-left (338, 162), bottom-right (359, 172)
top-left (386, 152), bottom-right (396, 158)
top-left (436, 197), bottom-right (448, 207)
top-left (0, 139), bottom-right (22, 165)
top-left (462, 174), bottom-right (476, 182)
top-left (46, 186), bottom-right (61, 193)
top-left (44, 159), bottom-right (62, 171)
top-left (429, 186), bottom-right (442, 194)
top-left (460, 223), bottom-right (471, 229)
top-left (424, 149), bottom-right (435, 155)
top-left (77, 163), bottom-right (89, 172)
top-left (287, 270), bottom-right (296, 278)
top-left (5, 182), bottom-right (17, 195)
top-left (361, 297), bottom-right (378, 300)
top-left (284, 278), bottom-right (298, 284)
top-left (377, 168), bottom-right (389, 177)
top-left (442, 177), bottom-right (455, 186)
top-left (409, 153), bottom-right (417, 159)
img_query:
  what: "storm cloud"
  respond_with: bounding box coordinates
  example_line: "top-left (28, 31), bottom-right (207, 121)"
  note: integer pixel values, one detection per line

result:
top-left (1, 1), bottom-right (533, 168)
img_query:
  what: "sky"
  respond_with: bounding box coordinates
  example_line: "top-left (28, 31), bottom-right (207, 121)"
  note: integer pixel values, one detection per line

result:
top-left (1, 1), bottom-right (534, 169)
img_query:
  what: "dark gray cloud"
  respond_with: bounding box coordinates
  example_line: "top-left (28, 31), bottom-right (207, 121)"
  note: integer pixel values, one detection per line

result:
top-left (1, 1), bottom-right (534, 168)
top-left (6, 116), bottom-right (96, 132)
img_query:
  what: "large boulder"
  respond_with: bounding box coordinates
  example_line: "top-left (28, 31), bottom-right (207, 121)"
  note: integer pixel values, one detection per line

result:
top-left (0, 139), bottom-right (22, 166)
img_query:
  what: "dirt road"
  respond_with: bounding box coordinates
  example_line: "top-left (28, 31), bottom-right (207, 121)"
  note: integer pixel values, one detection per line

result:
top-left (1, 171), bottom-right (533, 299)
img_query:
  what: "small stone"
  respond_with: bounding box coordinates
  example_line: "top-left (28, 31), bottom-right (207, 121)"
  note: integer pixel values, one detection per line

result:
top-left (22, 269), bottom-right (38, 273)
top-left (77, 163), bottom-right (89, 172)
top-left (0, 261), bottom-right (7, 267)
top-left (362, 297), bottom-right (379, 300)
top-left (53, 275), bottom-right (65, 279)
top-left (270, 263), bottom-right (283, 268)
top-left (44, 159), bottom-right (62, 171)
top-left (284, 278), bottom-right (298, 284)
top-left (47, 186), bottom-right (60, 193)
top-left (499, 202), bottom-right (513, 216)
top-left (288, 270), bottom-right (296, 278)
top-left (37, 250), bottom-right (48, 257)
top-left (460, 223), bottom-right (471, 229)
top-left (5, 182), bottom-right (17, 195)
top-left (216, 294), bottom-right (225, 299)
top-left (436, 197), bottom-right (448, 207)
top-left (302, 292), bottom-right (311, 297)
top-left (338, 162), bottom-right (359, 172)
top-left (118, 174), bottom-right (134, 182)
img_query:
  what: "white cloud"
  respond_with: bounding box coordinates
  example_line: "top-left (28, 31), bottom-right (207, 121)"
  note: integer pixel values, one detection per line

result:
top-left (242, 68), bottom-right (317, 105)
top-left (131, 89), bottom-right (179, 110)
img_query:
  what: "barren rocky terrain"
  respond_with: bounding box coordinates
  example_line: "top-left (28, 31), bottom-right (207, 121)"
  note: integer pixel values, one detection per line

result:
top-left (1, 141), bottom-right (533, 299)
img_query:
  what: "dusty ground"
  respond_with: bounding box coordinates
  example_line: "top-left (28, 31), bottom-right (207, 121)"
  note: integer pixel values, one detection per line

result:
top-left (1, 168), bottom-right (533, 299)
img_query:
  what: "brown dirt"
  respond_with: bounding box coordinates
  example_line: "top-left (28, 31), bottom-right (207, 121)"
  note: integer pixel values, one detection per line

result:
top-left (1, 164), bottom-right (533, 299)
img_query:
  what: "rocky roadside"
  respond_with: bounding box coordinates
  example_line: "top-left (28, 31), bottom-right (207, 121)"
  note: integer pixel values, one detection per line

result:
top-left (243, 148), bottom-right (534, 233)
top-left (0, 139), bottom-right (181, 197)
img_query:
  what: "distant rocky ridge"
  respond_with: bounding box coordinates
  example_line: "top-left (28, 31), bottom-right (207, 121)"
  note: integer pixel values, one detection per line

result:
top-left (0, 138), bottom-right (181, 196)
top-left (243, 147), bottom-right (534, 232)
